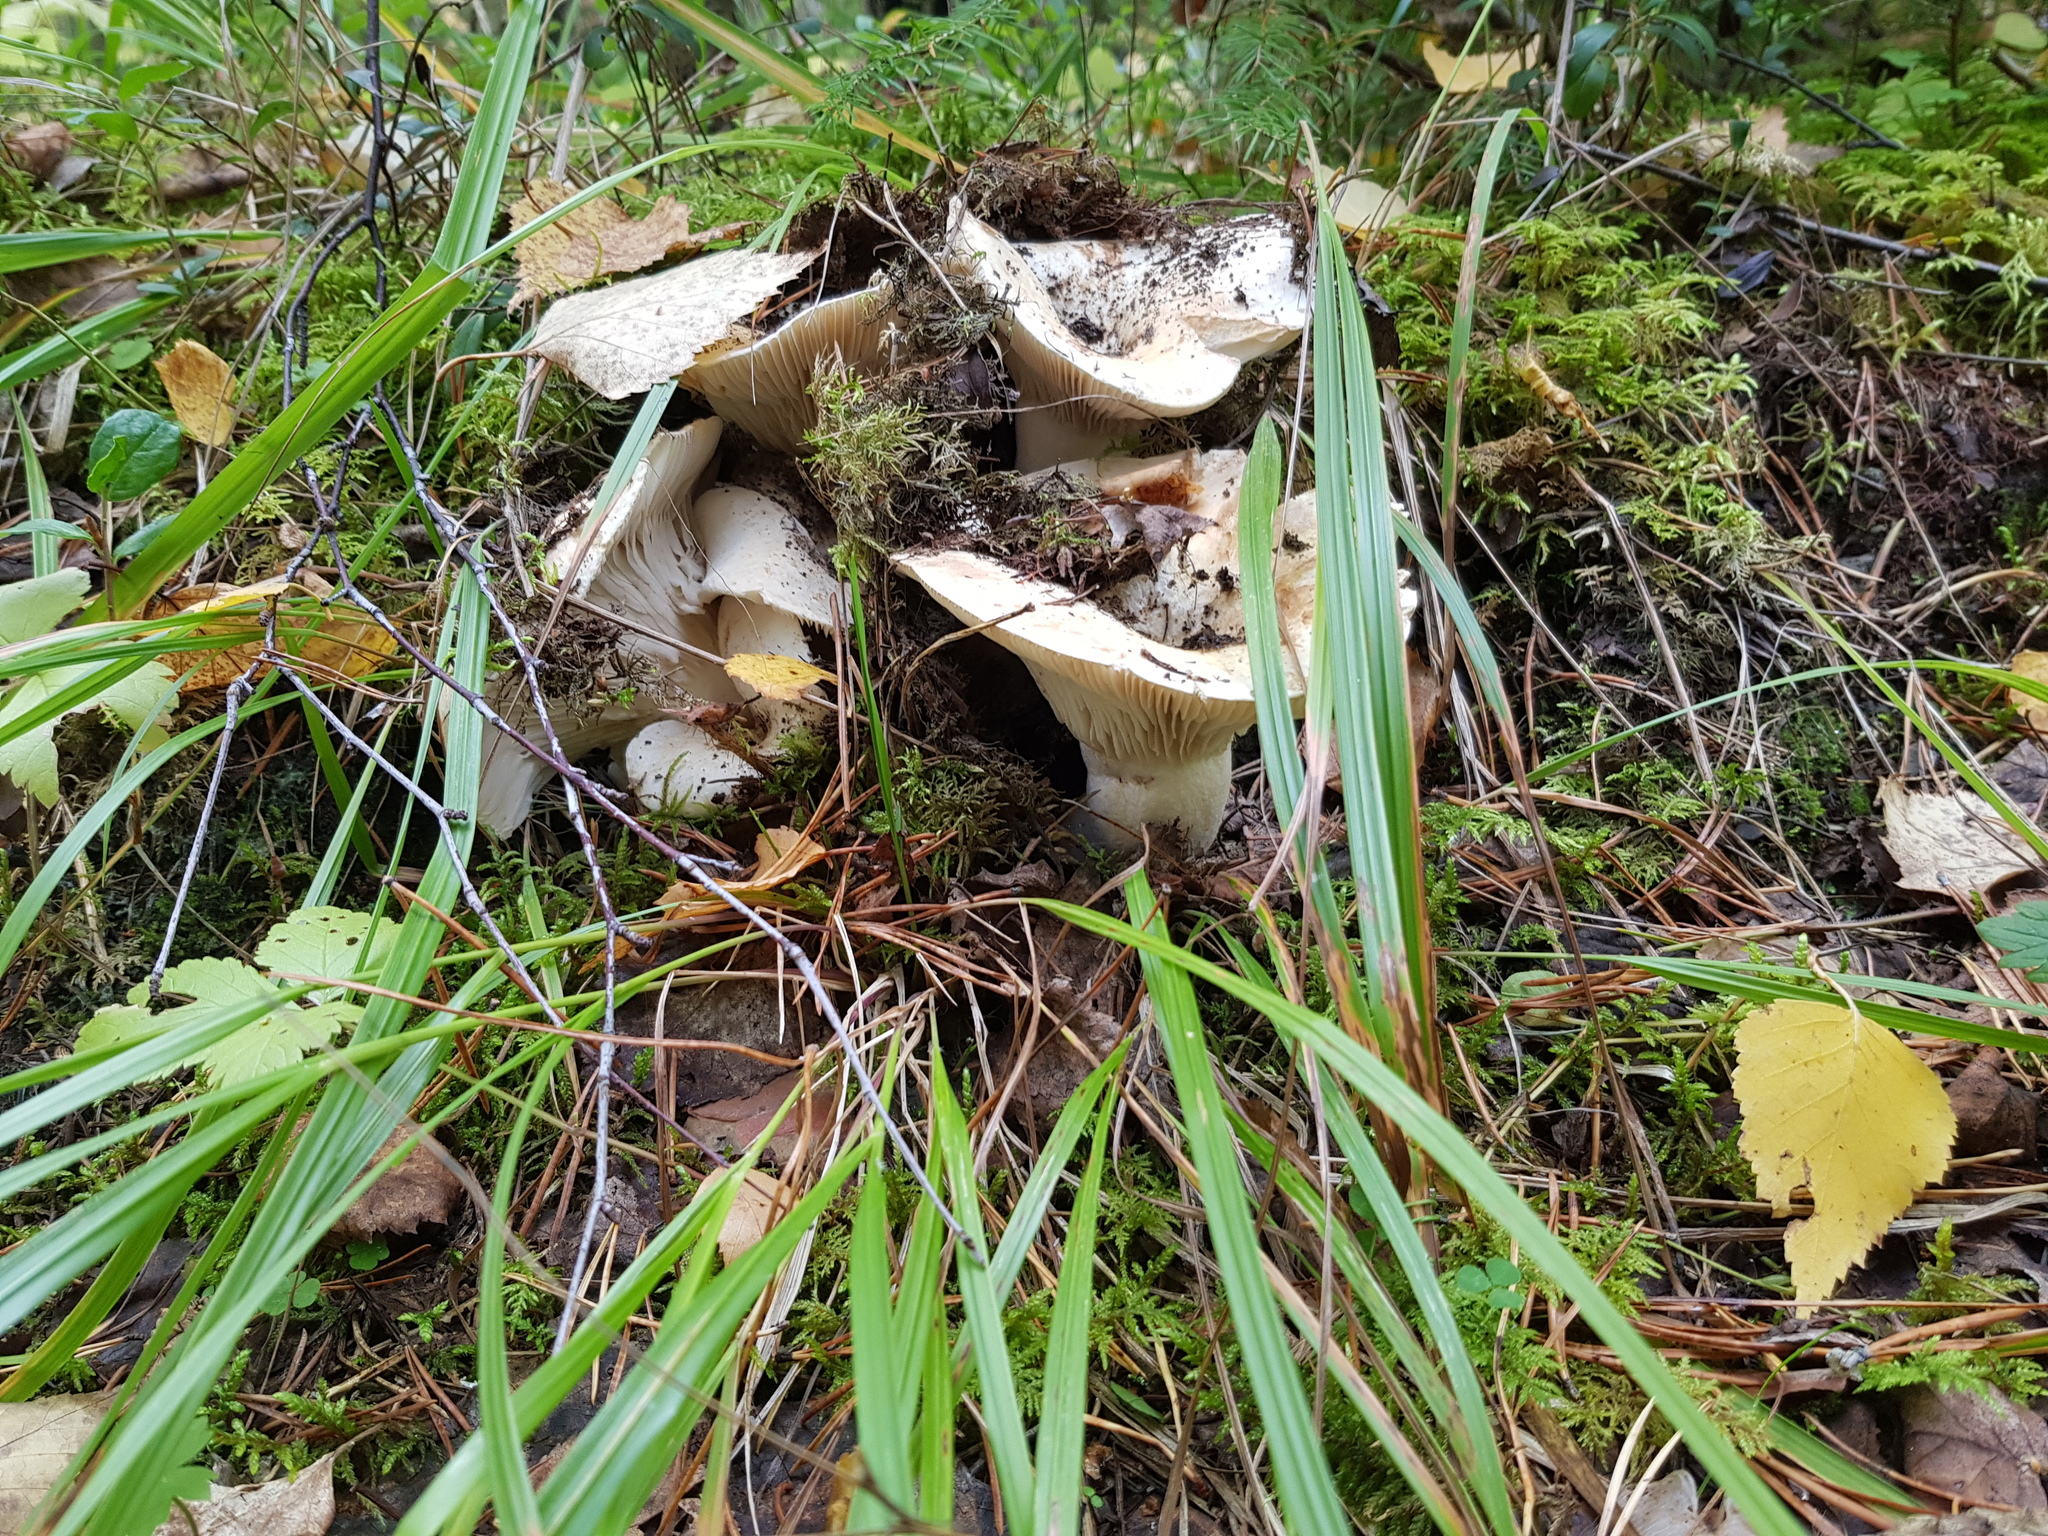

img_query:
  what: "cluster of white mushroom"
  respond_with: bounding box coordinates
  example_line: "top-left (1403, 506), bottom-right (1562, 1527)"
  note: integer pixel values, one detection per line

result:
top-left (493, 194), bottom-right (1403, 852)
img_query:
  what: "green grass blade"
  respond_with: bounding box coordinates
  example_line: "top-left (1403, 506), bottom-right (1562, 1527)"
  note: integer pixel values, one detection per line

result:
top-left (0, 230), bottom-right (191, 275)
top-left (991, 1040), bottom-right (1127, 1296)
top-left (1125, 871), bottom-right (1351, 1536)
top-left (1309, 190), bottom-right (1430, 1040)
top-left (432, 4), bottom-right (545, 270)
top-left (642, 0), bottom-right (950, 168)
top-left (935, 1061), bottom-right (1038, 1536)
top-left (852, 1166), bottom-right (917, 1526)
top-left (533, 1148), bottom-right (870, 1532)
top-left (919, 1309), bottom-right (958, 1528)
top-left (1439, 111), bottom-right (1523, 540)
top-left (9, 393), bottom-right (58, 578)
top-left (1046, 896), bottom-right (1806, 1536)
top-left (1033, 1092), bottom-right (1112, 1536)
top-left (1238, 419), bottom-right (1303, 818)
top-left (0, 297), bottom-right (171, 392)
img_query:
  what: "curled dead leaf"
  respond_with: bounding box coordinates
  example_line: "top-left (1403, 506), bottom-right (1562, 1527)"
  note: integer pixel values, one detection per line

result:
top-left (655, 826), bottom-right (830, 919)
top-left (0, 1393), bottom-right (110, 1535)
top-left (148, 1454), bottom-right (335, 1536)
top-left (152, 582), bottom-right (398, 693)
top-left (1732, 998), bottom-right (1956, 1305)
top-left (1878, 777), bottom-right (2046, 895)
top-left (155, 339), bottom-right (238, 447)
top-left (3, 122), bottom-right (71, 184)
top-left (717, 1167), bottom-right (787, 1264)
top-left (724, 651), bottom-right (833, 702)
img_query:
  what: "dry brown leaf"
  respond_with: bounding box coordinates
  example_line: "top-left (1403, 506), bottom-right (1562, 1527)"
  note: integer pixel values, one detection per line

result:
top-left (328, 1131), bottom-right (464, 1243)
top-left (1421, 36), bottom-right (1537, 92)
top-left (717, 1167), bottom-right (787, 1264)
top-left (155, 339), bottom-right (238, 447)
top-left (655, 826), bottom-right (829, 920)
top-left (149, 1455), bottom-right (335, 1536)
top-left (2011, 650), bottom-right (2048, 732)
top-left (3, 122), bottom-right (72, 184)
top-left (724, 651), bottom-right (833, 702)
top-left (1899, 1386), bottom-right (2048, 1509)
top-left (1878, 777), bottom-right (2045, 895)
top-left (1732, 998), bottom-right (1956, 1305)
top-left (0, 1393), bottom-right (108, 1535)
top-left (508, 179), bottom-right (742, 307)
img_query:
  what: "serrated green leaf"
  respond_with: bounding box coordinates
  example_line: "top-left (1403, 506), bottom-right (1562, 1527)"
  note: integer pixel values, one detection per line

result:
top-left (1979, 901), bottom-right (2048, 977)
top-left (76, 1005), bottom-right (156, 1055)
top-left (0, 571), bottom-right (175, 802)
top-left (254, 906), bottom-right (399, 1000)
top-left (133, 951), bottom-right (359, 1088)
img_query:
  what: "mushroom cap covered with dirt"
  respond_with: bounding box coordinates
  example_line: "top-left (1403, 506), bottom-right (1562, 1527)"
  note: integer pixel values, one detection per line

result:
top-left (943, 203), bottom-right (1309, 469)
top-left (685, 281), bottom-right (893, 454)
top-left (894, 548), bottom-right (1257, 851)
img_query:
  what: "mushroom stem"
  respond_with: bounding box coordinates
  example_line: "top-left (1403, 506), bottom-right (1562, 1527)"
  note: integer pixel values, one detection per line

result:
top-left (1074, 742), bottom-right (1233, 852)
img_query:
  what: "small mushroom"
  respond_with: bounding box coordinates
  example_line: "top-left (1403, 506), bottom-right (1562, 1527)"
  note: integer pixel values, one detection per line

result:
top-left (618, 718), bottom-right (758, 815)
top-left (894, 549), bottom-right (1257, 851)
top-left (685, 282), bottom-right (892, 454)
top-left (944, 203), bottom-right (1308, 469)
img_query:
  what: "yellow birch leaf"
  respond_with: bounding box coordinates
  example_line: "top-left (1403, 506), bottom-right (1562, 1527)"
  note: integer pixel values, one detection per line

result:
top-left (2011, 650), bottom-right (2048, 732)
top-left (1732, 999), bottom-right (1955, 1306)
top-left (1422, 36), bottom-right (1537, 92)
top-left (725, 652), bottom-right (833, 702)
top-left (154, 339), bottom-right (237, 446)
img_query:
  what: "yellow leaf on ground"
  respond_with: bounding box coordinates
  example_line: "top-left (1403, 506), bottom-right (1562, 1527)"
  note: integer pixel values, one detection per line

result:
top-left (152, 584), bottom-right (397, 693)
top-left (654, 825), bottom-right (831, 919)
top-left (725, 652), bottom-right (833, 702)
top-left (154, 339), bottom-right (237, 446)
top-left (1732, 999), bottom-right (1955, 1305)
top-left (507, 179), bottom-right (742, 307)
top-left (2011, 650), bottom-right (2048, 732)
top-left (1422, 36), bottom-right (1537, 92)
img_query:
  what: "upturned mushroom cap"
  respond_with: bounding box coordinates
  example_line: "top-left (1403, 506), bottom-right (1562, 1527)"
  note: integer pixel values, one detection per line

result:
top-left (686, 283), bottom-right (892, 454)
top-left (894, 548), bottom-right (1256, 849)
top-left (531, 248), bottom-right (817, 401)
top-left (476, 417), bottom-right (738, 834)
top-left (943, 203), bottom-right (1309, 469)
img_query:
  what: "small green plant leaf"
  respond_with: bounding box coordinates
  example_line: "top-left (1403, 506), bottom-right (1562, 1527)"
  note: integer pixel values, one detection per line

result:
top-left (254, 905), bottom-right (400, 999)
top-left (259, 1270), bottom-right (321, 1315)
top-left (1994, 11), bottom-right (2048, 52)
top-left (87, 409), bottom-right (182, 500)
top-left (346, 1238), bottom-right (389, 1271)
top-left (0, 570), bottom-right (175, 803)
top-left (1454, 1263), bottom-right (1493, 1295)
top-left (1979, 901), bottom-right (2048, 977)
top-left (1484, 1256), bottom-right (1522, 1287)
top-left (117, 61), bottom-right (188, 100)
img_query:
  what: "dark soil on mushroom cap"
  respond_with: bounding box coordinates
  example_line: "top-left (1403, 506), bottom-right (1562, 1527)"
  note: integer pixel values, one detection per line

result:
top-left (961, 142), bottom-right (1187, 242)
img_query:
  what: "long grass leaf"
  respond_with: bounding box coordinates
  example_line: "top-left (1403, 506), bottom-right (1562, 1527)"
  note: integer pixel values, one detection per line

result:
top-left (1126, 871), bottom-right (1351, 1536)
top-left (1439, 111), bottom-right (1523, 542)
top-left (1046, 895), bottom-right (1806, 1536)
top-left (1034, 1092), bottom-right (1113, 1536)
top-left (852, 1165), bottom-right (916, 1525)
top-left (0, 298), bottom-right (171, 392)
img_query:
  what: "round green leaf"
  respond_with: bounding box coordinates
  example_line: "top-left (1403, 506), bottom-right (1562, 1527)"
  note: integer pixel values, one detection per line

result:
top-left (1995, 11), bottom-right (2048, 52)
top-left (87, 408), bottom-right (182, 500)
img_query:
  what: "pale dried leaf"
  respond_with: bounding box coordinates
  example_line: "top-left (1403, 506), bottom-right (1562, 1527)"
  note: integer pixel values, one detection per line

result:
top-left (530, 250), bottom-right (815, 400)
top-left (655, 826), bottom-right (830, 918)
top-left (154, 340), bottom-right (238, 447)
top-left (1329, 177), bottom-right (1408, 235)
top-left (1878, 777), bottom-right (2045, 895)
top-left (2011, 650), bottom-right (2048, 733)
top-left (1733, 998), bottom-right (1956, 1304)
top-left (717, 1168), bottom-right (787, 1264)
top-left (725, 651), bottom-right (833, 702)
top-left (1422, 36), bottom-right (1537, 92)
top-left (0, 1393), bottom-right (107, 1535)
top-left (507, 179), bottom-right (741, 307)
top-left (150, 1455), bottom-right (335, 1536)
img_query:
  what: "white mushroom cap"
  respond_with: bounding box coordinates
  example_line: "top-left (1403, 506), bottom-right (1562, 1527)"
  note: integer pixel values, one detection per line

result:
top-left (895, 548), bottom-right (1256, 850)
top-left (531, 248), bottom-right (817, 401)
top-left (617, 718), bottom-right (757, 815)
top-left (943, 203), bottom-right (1308, 469)
top-left (688, 484), bottom-right (838, 626)
top-left (686, 283), bottom-right (892, 454)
